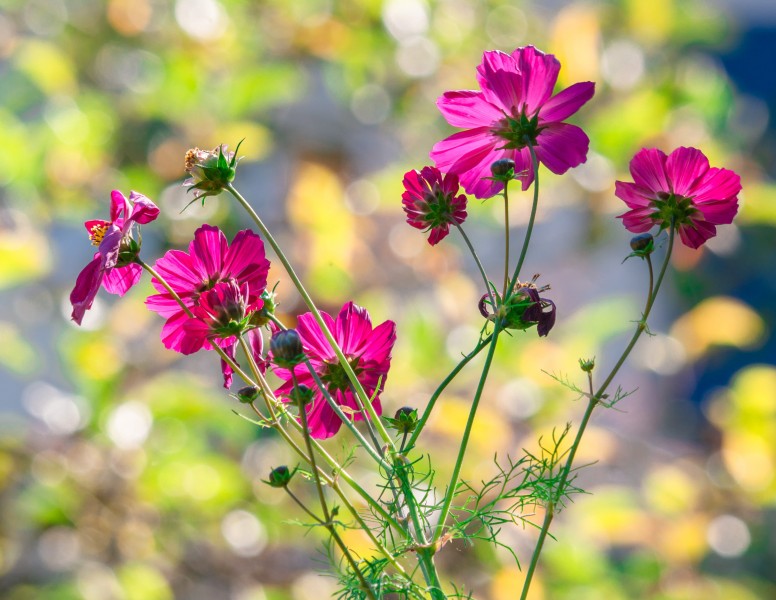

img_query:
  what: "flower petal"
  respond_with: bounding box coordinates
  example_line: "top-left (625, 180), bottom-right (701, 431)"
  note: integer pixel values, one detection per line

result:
top-left (679, 220), bottom-right (716, 249)
top-left (691, 167), bottom-right (742, 206)
top-left (511, 45), bottom-right (561, 114)
top-left (189, 225), bottom-right (228, 282)
top-left (614, 181), bottom-right (654, 209)
top-left (127, 191), bottom-right (160, 225)
top-left (109, 190), bottom-right (130, 222)
top-left (102, 263), bottom-right (142, 296)
top-left (437, 90), bottom-right (503, 129)
top-left (70, 255), bottom-right (103, 325)
top-left (665, 147), bottom-right (709, 197)
top-left (539, 81), bottom-right (595, 123)
top-left (629, 148), bottom-right (670, 194)
top-left (534, 122), bottom-right (590, 175)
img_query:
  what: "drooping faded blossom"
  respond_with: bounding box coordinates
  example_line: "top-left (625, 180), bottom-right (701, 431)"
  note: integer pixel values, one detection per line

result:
top-left (70, 190), bottom-right (159, 325)
top-left (271, 302), bottom-right (396, 439)
top-left (431, 45), bottom-right (595, 198)
top-left (615, 147), bottom-right (741, 249)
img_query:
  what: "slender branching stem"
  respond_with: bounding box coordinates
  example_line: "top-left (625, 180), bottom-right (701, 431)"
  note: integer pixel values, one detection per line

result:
top-left (519, 224), bottom-right (675, 600)
top-left (406, 334), bottom-right (493, 451)
top-left (433, 320), bottom-right (502, 544)
top-left (226, 184), bottom-right (396, 451)
top-left (455, 222), bottom-right (496, 314)
top-left (508, 143), bottom-right (540, 295)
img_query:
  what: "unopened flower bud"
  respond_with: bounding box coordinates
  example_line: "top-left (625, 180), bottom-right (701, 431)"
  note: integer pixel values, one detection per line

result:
top-left (266, 465), bottom-right (294, 488)
top-left (630, 233), bottom-right (654, 254)
top-left (290, 384), bottom-right (314, 406)
top-left (490, 158), bottom-right (516, 181)
top-left (236, 385), bottom-right (259, 404)
top-left (270, 329), bottom-right (305, 368)
top-left (578, 357), bottom-right (595, 373)
top-left (183, 141), bottom-right (242, 202)
top-left (386, 406), bottom-right (418, 434)
top-left (251, 288), bottom-right (278, 327)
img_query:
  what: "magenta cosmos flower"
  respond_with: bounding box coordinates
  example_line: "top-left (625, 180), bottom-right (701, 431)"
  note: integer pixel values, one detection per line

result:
top-left (616, 147), bottom-right (742, 249)
top-left (70, 190), bottom-right (159, 325)
top-left (145, 224), bottom-right (270, 385)
top-left (402, 166), bottom-right (468, 245)
top-left (431, 46), bottom-right (595, 198)
top-left (271, 302), bottom-right (396, 439)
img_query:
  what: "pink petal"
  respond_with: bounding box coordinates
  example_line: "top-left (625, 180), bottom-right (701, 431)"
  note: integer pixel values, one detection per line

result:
top-left (534, 122), bottom-right (590, 174)
top-left (629, 148), bottom-right (670, 194)
top-left (127, 191), bottom-right (160, 225)
top-left (84, 219), bottom-right (109, 236)
top-left (476, 66), bottom-right (524, 112)
top-left (614, 181), bottom-right (654, 209)
top-left (437, 90), bottom-right (503, 129)
top-left (431, 128), bottom-right (498, 174)
top-left (679, 220), bottom-right (716, 249)
top-left (305, 393), bottom-right (344, 439)
top-left (690, 167), bottom-right (742, 205)
top-left (222, 230), bottom-right (270, 294)
top-left (189, 225), bottom-right (228, 282)
top-left (219, 342), bottom-right (238, 388)
top-left (358, 320), bottom-right (396, 364)
top-left (665, 147), bottom-right (709, 197)
top-left (296, 311), bottom-right (337, 362)
top-left (179, 318), bottom-right (211, 355)
top-left (618, 208), bottom-right (656, 233)
top-left (695, 198), bottom-right (739, 225)
top-left (109, 190), bottom-right (130, 222)
top-left (539, 81), bottom-right (596, 123)
top-left (152, 249), bottom-right (203, 293)
top-left (334, 302), bottom-right (372, 356)
top-left (159, 312), bottom-right (194, 353)
top-left (70, 255), bottom-right (103, 325)
top-left (511, 46), bottom-right (561, 115)
top-left (102, 263), bottom-right (142, 296)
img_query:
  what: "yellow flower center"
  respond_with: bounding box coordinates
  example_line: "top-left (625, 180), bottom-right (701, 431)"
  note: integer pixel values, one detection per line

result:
top-left (89, 223), bottom-right (109, 246)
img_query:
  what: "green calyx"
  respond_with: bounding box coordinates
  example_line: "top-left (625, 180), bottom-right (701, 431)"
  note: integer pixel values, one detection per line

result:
top-left (117, 237), bottom-right (141, 267)
top-left (187, 140), bottom-right (243, 201)
top-left (498, 292), bottom-right (539, 331)
top-left (320, 357), bottom-right (363, 393)
top-left (494, 111), bottom-right (543, 150)
top-left (649, 192), bottom-right (698, 231)
top-left (420, 191), bottom-right (456, 228)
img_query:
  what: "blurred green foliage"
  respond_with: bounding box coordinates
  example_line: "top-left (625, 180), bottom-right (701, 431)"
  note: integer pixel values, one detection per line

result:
top-left (1, 0), bottom-right (774, 598)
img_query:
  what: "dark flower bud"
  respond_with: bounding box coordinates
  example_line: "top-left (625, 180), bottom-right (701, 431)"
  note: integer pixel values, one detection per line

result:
top-left (251, 288), bottom-right (278, 327)
top-left (385, 406), bottom-right (418, 434)
top-left (270, 329), bottom-right (305, 368)
top-left (289, 384), bottom-right (314, 406)
top-left (630, 233), bottom-right (654, 254)
top-left (236, 385), bottom-right (260, 404)
top-left (490, 158), bottom-right (516, 181)
top-left (578, 357), bottom-right (595, 373)
top-left (265, 465), bottom-right (295, 488)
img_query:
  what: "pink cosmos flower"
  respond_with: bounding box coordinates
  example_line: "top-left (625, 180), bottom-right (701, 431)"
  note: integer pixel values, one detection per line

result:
top-left (145, 225), bottom-right (270, 386)
top-left (271, 302), bottom-right (396, 439)
top-left (402, 166), bottom-right (468, 245)
top-left (431, 46), bottom-right (595, 198)
top-left (615, 147), bottom-right (742, 249)
top-left (70, 190), bottom-right (159, 325)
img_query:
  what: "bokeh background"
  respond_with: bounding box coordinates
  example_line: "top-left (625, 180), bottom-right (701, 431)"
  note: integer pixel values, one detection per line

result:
top-left (1, 0), bottom-right (775, 598)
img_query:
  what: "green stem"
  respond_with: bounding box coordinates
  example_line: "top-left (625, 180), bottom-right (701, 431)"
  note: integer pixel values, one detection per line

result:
top-left (405, 334), bottom-right (493, 452)
top-left (508, 143), bottom-right (540, 295)
top-left (519, 225), bottom-right (675, 600)
top-left (226, 184), bottom-right (396, 450)
top-left (503, 181), bottom-right (511, 300)
top-left (433, 321), bottom-right (502, 544)
top-left (454, 222), bottom-right (496, 314)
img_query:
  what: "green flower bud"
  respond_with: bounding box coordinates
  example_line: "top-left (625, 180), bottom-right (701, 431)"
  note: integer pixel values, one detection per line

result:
top-left (578, 357), bottom-right (595, 373)
top-left (183, 141), bottom-right (243, 202)
top-left (385, 406), bottom-right (418, 434)
top-left (270, 329), bottom-right (305, 368)
top-left (265, 465), bottom-right (295, 488)
top-left (290, 384), bottom-right (314, 406)
top-left (236, 385), bottom-right (259, 404)
top-left (490, 158), bottom-right (516, 181)
top-left (630, 233), bottom-right (654, 254)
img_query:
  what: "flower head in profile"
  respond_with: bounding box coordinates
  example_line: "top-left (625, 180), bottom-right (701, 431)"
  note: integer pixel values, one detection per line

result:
top-left (70, 190), bottom-right (159, 325)
top-left (145, 224), bottom-right (270, 386)
top-left (479, 276), bottom-right (556, 337)
top-left (402, 166), bottom-right (468, 245)
top-left (431, 46), bottom-right (595, 198)
top-left (271, 302), bottom-right (396, 439)
top-left (183, 142), bottom-right (241, 202)
top-left (616, 147), bottom-right (742, 249)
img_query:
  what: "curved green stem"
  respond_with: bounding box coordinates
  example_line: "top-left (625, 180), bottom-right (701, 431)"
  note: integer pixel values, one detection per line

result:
top-left (508, 143), bottom-right (540, 295)
top-left (433, 321), bottom-right (502, 544)
top-left (226, 184), bottom-right (395, 451)
top-left (405, 334), bottom-right (493, 452)
top-left (519, 225), bottom-right (675, 600)
top-left (503, 182), bottom-right (511, 299)
top-left (454, 222), bottom-right (496, 314)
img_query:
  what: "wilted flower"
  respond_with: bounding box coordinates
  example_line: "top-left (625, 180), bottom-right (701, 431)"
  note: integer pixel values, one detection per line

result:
top-left (183, 142), bottom-right (241, 201)
top-left (271, 302), bottom-right (396, 439)
top-left (431, 46), bottom-right (595, 198)
top-left (402, 166), bottom-right (468, 245)
top-left (616, 147), bottom-right (741, 249)
top-left (479, 277), bottom-right (556, 337)
top-left (70, 190), bottom-right (159, 325)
